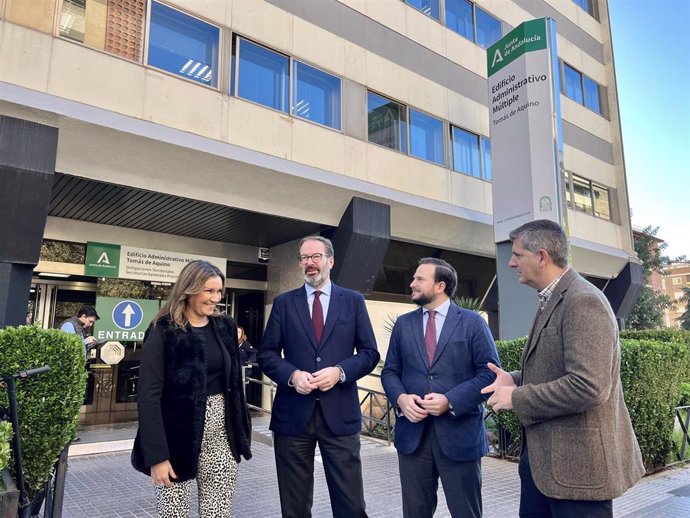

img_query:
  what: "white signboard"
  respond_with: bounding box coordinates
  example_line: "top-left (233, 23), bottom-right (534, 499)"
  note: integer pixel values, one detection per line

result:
top-left (86, 242), bottom-right (226, 283)
top-left (487, 18), bottom-right (564, 242)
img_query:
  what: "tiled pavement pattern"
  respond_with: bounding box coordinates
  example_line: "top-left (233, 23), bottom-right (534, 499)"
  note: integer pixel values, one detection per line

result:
top-left (62, 420), bottom-right (690, 517)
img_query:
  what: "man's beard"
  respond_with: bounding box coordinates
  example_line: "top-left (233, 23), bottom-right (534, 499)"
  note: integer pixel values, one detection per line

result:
top-left (411, 293), bottom-right (433, 307)
top-left (303, 265), bottom-right (330, 287)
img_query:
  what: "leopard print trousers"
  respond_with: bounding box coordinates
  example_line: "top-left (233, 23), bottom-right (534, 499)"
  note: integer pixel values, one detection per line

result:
top-left (155, 393), bottom-right (239, 518)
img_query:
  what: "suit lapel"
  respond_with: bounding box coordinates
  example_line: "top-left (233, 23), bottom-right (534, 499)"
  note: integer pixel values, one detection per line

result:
top-left (431, 304), bottom-right (460, 367)
top-left (319, 284), bottom-right (343, 347)
top-left (522, 269), bottom-right (577, 366)
top-left (410, 307), bottom-right (428, 368)
top-left (292, 288), bottom-right (318, 351)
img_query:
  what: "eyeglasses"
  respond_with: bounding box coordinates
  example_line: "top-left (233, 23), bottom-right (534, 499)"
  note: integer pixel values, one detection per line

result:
top-left (298, 253), bottom-right (327, 264)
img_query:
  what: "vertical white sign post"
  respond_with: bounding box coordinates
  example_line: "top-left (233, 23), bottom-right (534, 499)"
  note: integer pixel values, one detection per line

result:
top-left (487, 18), bottom-right (565, 243)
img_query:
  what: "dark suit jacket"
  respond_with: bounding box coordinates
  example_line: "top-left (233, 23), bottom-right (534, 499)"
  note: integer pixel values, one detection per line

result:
top-left (511, 268), bottom-right (644, 500)
top-left (382, 303), bottom-right (499, 461)
top-left (258, 283), bottom-right (380, 436)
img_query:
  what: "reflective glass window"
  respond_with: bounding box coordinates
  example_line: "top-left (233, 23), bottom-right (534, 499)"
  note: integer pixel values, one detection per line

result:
top-left (564, 64), bottom-right (584, 105)
top-left (293, 61), bottom-right (341, 129)
top-left (583, 76), bottom-right (602, 114)
top-left (481, 137), bottom-right (492, 181)
top-left (572, 175), bottom-right (593, 214)
top-left (368, 92), bottom-right (408, 153)
top-left (405, 0), bottom-right (441, 21)
top-left (237, 38), bottom-right (289, 112)
top-left (410, 110), bottom-right (444, 165)
top-left (475, 7), bottom-right (501, 49)
top-left (452, 127), bottom-right (480, 177)
top-left (445, 0), bottom-right (474, 41)
top-left (592, 183), bottom-right (610, 219)
top-left (148, 1), bottom-right (219, 86)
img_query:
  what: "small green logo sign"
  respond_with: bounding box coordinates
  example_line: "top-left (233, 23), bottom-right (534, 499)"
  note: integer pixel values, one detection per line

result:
top-left (487, 18), bottom-right (549, 76)
top-left (85, 242), bottom-right (121, 277)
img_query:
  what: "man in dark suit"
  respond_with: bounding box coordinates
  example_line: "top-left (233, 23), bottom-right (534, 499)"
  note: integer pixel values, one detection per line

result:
top-left (382, 257), bottom-right (499, 518)
top-left (258, 236), bottom-right (380, 518)
top-left (482, 220), bottom-right (644, 518)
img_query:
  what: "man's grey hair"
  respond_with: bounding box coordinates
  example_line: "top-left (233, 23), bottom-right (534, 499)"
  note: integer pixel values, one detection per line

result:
top-left (508, 220), bottom-right (569, 268)
top-left (299, 235), bottom-right (335, 257)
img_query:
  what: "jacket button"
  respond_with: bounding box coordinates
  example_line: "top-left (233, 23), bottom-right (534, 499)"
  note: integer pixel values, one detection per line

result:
top-left (428, 375), bottom-right (433, 380)
top-left (316, 357), bottom-right (321, 362)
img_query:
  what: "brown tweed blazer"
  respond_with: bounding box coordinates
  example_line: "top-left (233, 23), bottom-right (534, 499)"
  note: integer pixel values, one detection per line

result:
top-left (510, 268), bottom-right (644, 500)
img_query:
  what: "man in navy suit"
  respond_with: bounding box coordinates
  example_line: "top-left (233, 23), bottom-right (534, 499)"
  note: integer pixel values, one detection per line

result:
top-left (258, 236), bottom-right (380, 518)
top-left (382, 258), bottom-right (499, 518)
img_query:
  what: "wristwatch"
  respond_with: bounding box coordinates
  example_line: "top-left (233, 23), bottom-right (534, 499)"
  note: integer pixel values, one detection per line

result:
top-left (337, 365), bottom-right (346, 383)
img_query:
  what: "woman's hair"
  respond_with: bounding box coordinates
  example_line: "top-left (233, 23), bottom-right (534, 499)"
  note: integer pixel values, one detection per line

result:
top-left (237, 325), bottom-right (247, 343)
top-left (154, 260), bottom-right (225, 328)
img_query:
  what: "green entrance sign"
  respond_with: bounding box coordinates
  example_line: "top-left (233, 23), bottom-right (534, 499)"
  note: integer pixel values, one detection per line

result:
top-left (93, 297), bottom-right (161, 342)
top-left (85, 242), bottom-right (121, 277)
top-left (487, 18), bottom-right (548, 77)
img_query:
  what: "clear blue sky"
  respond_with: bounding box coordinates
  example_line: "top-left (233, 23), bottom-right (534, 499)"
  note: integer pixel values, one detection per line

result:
top-left (608, 0), bottom-right (690, 258)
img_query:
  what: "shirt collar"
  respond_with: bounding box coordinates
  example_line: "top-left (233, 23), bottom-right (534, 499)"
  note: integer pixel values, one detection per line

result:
top-left (538, 267), bottom-right (570, 309)
top-left (305, 279), bottom-right (332, 297)
top-left (424, 297), bottom-right (451, 317)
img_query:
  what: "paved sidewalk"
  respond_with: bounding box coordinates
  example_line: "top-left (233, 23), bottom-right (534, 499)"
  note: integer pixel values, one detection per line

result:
top-left (60, 420), bottom-right (690, 517)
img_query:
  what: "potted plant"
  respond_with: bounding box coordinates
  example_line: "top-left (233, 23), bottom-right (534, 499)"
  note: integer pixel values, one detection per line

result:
top-left (0, 325), bottom-right (87, 513)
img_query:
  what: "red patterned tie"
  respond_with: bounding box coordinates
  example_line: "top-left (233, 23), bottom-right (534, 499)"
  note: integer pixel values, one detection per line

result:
top-left (425, 309), bottom-right (437, 364)
top-left (312, 291), bottom-right (324, 346)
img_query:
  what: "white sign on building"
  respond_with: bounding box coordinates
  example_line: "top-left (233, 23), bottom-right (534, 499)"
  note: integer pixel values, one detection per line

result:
top-left (487, 18), bottom-right (565, 242)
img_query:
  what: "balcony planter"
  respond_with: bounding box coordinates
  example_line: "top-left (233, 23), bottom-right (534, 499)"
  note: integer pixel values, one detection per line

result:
top-left (0, 469), bottom-right (19, 518)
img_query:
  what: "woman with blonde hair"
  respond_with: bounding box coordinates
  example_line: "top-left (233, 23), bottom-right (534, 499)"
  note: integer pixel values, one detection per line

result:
top-left (132, 260), bottom-right (252, 517)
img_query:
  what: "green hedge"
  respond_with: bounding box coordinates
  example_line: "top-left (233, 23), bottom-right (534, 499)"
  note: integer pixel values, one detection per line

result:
top-left (0, 325), bottom-right (87, 499)
top-left (0, 420), bottom-right (12, 475)
top-left (491, 336), bottom-right (690, 470)
top-left (620, 328), bottom-right (690, 344)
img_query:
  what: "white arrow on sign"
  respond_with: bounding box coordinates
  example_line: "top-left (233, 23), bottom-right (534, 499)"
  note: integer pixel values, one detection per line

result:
top-left (122, 304), bottom-right (136, 328)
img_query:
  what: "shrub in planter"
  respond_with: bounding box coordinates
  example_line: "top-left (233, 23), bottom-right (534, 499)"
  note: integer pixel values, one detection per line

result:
top-left (620, 338), bottom-right (690, 469)
top-left (0, 325), bottom-right (87, 500)
top-left (490, 337), bottom-right (526, 447)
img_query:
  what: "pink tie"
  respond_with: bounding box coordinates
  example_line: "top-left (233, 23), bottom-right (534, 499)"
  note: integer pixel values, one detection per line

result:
top-left (425, 309), bottom-right (437, 364)
top-left (312, 291), bottom-right (324, 346)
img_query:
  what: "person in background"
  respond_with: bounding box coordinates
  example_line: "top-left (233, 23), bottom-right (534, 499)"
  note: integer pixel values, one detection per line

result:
top-left (237, 326), bottom-right (258, 366)
top-left (131, 260), bottom-right (252, 518)
top-left (59, 305), bottom-right (100, 356)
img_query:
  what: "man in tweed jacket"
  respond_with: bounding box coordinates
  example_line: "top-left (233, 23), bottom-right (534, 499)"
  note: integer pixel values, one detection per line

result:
top-left (482, 220), bottom-right (644, 518)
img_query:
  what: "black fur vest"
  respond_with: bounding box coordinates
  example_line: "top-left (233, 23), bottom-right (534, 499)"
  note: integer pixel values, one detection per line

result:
top-left (131, 315), bottom-right (252, 481)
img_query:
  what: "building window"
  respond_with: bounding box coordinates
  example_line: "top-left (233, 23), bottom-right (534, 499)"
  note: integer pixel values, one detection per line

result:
top-left (444, 0), bottom-right (501, 49)
top-left (565, 172), bottom-right (612, 220)
top-left (368, 92), bottom-right (408, 153)
top-left (562, 62), bottom-right (604, 115)
top-left (673, 277), bottom-right (683, 285)
top-left (481, 137), bottom-right (492, 181)
top-left (293, 61), bottom-right (341, 129)
top-left (59, 0), bottom-right (145, 62)
top-left (572, 0), bottom-right (598, 19)
top-left (405, 0), bottom-right (441, 21)
top-left (591, 182), bottom-right (610, 219)
top-left (147, 1), bottom-right (220, 87)
top-left (445, 0), bottom-right (474, 41)
top-left (235, 38), bottom-right (289, 112)
top-left (583, 76), bottom-right (601, 114)
top-left (409, 109), bottom-right (444, 165)
top-left (475, 6), bottom-right (502, 49)
top-left (564, 64), bottom-right (584, 105)
top-left (451, 126), bottom-right (480, 178)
